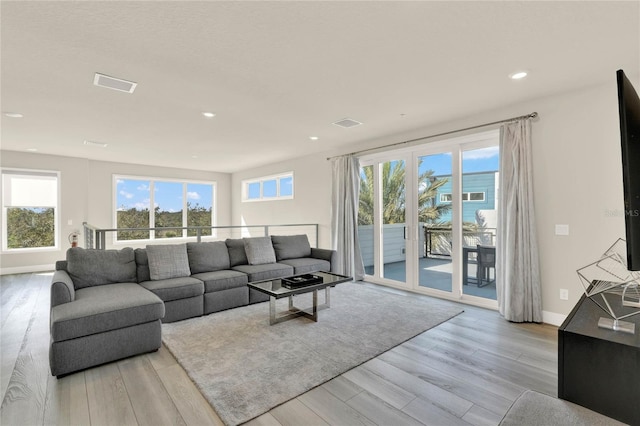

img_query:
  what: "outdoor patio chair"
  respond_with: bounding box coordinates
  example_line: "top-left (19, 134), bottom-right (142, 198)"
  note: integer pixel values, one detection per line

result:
top-left (476, 245), bottom-right (496, 287)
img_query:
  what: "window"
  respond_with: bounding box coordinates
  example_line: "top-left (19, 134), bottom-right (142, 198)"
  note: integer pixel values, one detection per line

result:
top-left (2, 169), bottom-right (59, 251)
top-left (468, 192), bottom-right (485, 201)
top-left (440, 192), bottom-right (485, 202)
top-left (114, 175), bottom-right (215, 242)
top-left (242, 172), bottom-right (294, 201)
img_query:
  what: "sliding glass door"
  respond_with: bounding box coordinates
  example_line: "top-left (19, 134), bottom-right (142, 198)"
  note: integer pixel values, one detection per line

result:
top-left (461, 145), bottom-right (500, 300)
top-left (358, 158), bottom-right (409, 287)
top-left (381, 160), bottom-right (407, 284)
top-left (417, 152), bottom-right (454, 294)
top-left (359, 130), bottom-right (499, 306)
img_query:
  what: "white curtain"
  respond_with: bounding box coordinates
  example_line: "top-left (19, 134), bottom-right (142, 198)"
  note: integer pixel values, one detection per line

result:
top-left (331, 155), bottom-right (365, 280)
top-left (497, 119), bottom-right (542, 322)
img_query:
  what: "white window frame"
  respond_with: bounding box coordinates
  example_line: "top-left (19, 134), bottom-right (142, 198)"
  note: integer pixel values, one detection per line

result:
top-left (242, 172), bottom-right (294, 202)
top-left (439, 191), bottom-right (485, 202)
top-left (113, 174), bottom-right (217, 243)
top-left (467, 191), bottom-right (486, 202)
top-left (1, 168), bottom-right (60, 253)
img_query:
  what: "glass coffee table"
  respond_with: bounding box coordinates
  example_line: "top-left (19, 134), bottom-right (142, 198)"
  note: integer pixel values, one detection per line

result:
top-left (248, 271), bottom-right (352, 325)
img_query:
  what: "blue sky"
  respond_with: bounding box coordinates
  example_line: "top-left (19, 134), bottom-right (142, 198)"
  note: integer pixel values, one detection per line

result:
top-left (419, 146), bottom-right (499, 176)
top-left (116, 179), bottom-right (213, 212)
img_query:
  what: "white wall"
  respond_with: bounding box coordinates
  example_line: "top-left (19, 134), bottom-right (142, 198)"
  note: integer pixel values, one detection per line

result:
top-left (0, 151), bottom-right (231, 273)
top-left (232, 78), bottom-right (632, 322)
top-left (231, 153), bottom-right (333, 249)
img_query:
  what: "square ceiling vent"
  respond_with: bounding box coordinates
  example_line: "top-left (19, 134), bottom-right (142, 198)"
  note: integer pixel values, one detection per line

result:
top-left (333, 118), bottom-right (363, 128)
top-left (93, 73), bottom-right (137, 93)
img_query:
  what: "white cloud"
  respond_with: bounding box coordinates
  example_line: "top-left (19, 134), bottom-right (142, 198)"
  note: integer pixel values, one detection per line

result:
top-left (187, 191), bottom-right (200, 200)
top-left (119, 190), bottom-right (134, 199)
top-left (134, 198), bottom-right (151, 210)
top-left (137, 184), bottom-right (150, 191)
top-left (463, 146), bottom-right (499, 160)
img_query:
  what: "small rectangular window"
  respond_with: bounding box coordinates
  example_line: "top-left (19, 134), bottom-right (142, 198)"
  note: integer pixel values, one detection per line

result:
top-left (468, 192), bottom-right (485, 201)
top-left (248, 182), bottom-right (261, 200)
top-left (2, 169), bottom-right (59, 251)
top-left (263, 179), bottom-right (278, 198)
top-left (439, 192), bottom-right (485, 202)
top-left (242, 172), bottom-right (294, 202)
top-left (280, 176), bottom-right (293, 197)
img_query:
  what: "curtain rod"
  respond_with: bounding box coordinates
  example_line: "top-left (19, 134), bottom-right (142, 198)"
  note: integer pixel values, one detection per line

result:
top-left (326, 111), bottom-right (538, 160)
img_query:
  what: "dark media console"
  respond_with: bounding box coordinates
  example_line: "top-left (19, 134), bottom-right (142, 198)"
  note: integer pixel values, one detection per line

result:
top-left (558, 295), bottom-right (640, 425)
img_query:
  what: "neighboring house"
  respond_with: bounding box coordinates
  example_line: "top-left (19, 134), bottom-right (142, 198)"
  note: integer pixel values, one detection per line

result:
top-left (433, 171), bottom-right (499, 224)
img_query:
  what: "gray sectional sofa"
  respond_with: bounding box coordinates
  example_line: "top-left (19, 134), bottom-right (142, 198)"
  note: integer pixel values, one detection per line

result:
top-left (49, 235), bottom-right (336, 377)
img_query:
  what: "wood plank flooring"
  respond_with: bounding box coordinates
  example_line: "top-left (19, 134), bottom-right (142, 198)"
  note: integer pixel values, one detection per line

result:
top-left (1, 272), bottom-right (558, 426)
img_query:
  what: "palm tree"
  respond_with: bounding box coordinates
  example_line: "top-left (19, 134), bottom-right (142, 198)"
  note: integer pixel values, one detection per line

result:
top-left (358, 161), bottom-right (450, 225)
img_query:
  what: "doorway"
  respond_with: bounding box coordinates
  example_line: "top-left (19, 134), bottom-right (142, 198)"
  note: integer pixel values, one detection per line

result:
top-left (358, 130), bottom-right (499, 307)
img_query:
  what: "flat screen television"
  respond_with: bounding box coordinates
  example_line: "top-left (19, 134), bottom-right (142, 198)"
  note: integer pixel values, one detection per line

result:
top-left (617, 69), bottom-right (640, 271)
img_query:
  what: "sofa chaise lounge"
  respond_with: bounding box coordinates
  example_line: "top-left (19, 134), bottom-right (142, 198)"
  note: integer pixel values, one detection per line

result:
top-left (49, 235), bottom-right (336, 377)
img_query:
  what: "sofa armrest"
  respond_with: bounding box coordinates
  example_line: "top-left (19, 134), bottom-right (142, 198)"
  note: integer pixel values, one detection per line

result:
top-left (55, 260), bottom-right (68, 271)
top-left (51, 270), bottom-right (75, 308)
top-left (310, 248), bottom-right (338, 273)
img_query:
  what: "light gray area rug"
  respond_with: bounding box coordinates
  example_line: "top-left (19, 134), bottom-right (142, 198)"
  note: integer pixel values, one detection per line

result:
top-left (162, 282), bottom-right (463, 425)
top-left (499, 390), bottom-right (627, 426)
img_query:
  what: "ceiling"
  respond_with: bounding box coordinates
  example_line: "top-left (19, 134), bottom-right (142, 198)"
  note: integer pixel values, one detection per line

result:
top-left (1, 1), bottom-right (639, 173)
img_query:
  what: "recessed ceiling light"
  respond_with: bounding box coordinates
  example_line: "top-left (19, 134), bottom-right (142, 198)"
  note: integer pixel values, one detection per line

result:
top-left (309, 136), bottom-right (319, 141)
top-left (509, 71), bottom-right (528, 80)
top-left (26, 148), bottom-right (38, 152)
top-left (202, 112), bottom-right (216, 118)
top-left (84, 140), bottom-right (108, 148)
top-left (4, 112), bottom-right (24, 118)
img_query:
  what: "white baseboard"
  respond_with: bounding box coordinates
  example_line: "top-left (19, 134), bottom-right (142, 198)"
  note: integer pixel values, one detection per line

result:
top-left (0, 264), bottom-right (55, 276)
top-left (542, 310), bottom-right (567, 326)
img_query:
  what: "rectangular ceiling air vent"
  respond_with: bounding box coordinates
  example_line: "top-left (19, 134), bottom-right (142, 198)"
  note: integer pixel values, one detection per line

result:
top-left (93, 73), bottom-right (137, 93)
top-left (332, 118), bottom-right (363, 128)
top-left (84, 140), bottom-right (108, 148)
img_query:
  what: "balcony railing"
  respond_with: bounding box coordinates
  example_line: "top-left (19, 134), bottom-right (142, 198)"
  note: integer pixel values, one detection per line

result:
top-left (82, 222), bottom-right (319, 250)
top-left (424, 226), bottom-right (496, 257)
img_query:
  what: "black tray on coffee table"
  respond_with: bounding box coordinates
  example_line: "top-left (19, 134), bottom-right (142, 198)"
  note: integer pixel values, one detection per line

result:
top-left (281, 274), bottom-right (323, 289)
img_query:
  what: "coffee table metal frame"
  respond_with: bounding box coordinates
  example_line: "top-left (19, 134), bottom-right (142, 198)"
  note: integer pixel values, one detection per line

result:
top-left (248, 271), bottom-right (352, 325)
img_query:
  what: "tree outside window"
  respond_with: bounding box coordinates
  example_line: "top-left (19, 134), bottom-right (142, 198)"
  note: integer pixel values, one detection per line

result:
top-left (115, 176), bottom-right (215, 241)
top-left (2, 170), bottom-right (58, 250)
top-left (358, 161), bottom-right (450, 226)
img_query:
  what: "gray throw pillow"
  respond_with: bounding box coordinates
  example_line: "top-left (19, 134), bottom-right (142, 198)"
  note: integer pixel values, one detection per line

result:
top-left (187, 241), bottom-right (230, 273)
top-left (226, 238), bottom-right (248, 267)
top-left (271, 235), bottom-right (312, 261)
top-left (67, 247), bottom-right (137, 289)
top-left (134, 248), bottom-right (150, 283)
top-left (243, 237), bottom-right (276, 265)
top-left (146, 244), bottom-right (191, 280)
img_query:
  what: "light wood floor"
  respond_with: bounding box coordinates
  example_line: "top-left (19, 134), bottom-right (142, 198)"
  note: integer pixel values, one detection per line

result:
top-left (1, 272), bottom-right (558, 426)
